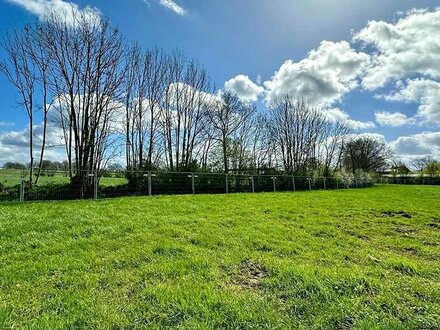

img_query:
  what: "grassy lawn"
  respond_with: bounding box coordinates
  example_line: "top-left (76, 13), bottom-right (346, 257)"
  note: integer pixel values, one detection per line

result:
top-left (0, 169), bottom-right (127, 188)
top-left (0, 185), bottom-right (439, 329)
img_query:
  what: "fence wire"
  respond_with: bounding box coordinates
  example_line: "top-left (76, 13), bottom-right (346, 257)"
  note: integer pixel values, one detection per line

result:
top-left (0, 168), bottom-right (376, 202)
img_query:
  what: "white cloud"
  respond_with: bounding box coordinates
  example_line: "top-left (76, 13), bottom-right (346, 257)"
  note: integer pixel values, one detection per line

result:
top-left (381, 79), bottom-right (440, 126)
top-left (375, 111), bottom-right (414, 127)
top-left (157, 0), bottom-right (186, 16)
top-left (354, 8), bottom-right (440, 90)
top-left (346, 132), bottom-right (387, 144)
top-left (0, 121), bottom-right (15, 127)
top-left (224, 75), bottom-right (264, 103)
top-left (51, 93), bottom-right (126, 134)
top-left (324, 108), bottom-right (375, 130)
top-left (0, 122), bottom-right (66, 166)
top-left (7, 0), bottom-right (101, 24)
top-left (263, 40), bottom-right (370, 107)
top-left (390, 131), bottom-right (440, 161)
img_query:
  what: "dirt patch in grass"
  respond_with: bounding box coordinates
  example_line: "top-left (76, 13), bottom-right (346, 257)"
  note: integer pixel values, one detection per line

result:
top-left (336, 316), bottom-right (355, 330)
top-left (393, 226), bottom-right (416, 234)
top-left (345, 229), bottom-right (369, 240)
top-left (402, 247), bottom-right (418, 255)
top-left (381, 210), bottom-right (412, 218)
top-left (427, 223), bottom-right (440, 230)
top-left (233, 259), bottom-right (268, 289)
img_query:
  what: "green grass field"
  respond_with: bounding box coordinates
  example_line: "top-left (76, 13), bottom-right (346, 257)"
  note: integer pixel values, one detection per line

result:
top-left (1, 185), bottom-right (439, 329)
top-left (0, 169), bottom-right (127, 188)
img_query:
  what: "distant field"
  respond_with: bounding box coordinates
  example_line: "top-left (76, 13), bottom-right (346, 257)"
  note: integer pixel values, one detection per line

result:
top-left (0, 169), bottom-right (127, 188)
top-left (0, 185), bottom-right (439, 329)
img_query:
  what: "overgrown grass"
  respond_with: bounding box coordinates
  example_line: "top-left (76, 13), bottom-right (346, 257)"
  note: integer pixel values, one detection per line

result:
top-left (0, 185), bottom-right (439, 329)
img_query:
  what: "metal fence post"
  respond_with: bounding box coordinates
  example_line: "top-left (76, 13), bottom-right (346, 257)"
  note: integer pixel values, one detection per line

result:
top-left (336, 178), bottom-right (339, 190)
top-left (225, 173), bottom-right (229, 194)
top-left (94, 171), bottom-right (98, 200)
top-left (308, 178), bottom-right (312, 191)
top-left (191, 173), bottom-right (195, 194)
top-left (19, 172), bottom-right (25, 202)
top-left (292, 176), bottom-right (296, 191)
top-left (250, 176), bottom-right (255, 193)
top-left (323, 178), bottom-right (327, 190)
top-left (272, 176), bottom-right (276, 192)
top-left (148, 171), bottom-right (152, 196)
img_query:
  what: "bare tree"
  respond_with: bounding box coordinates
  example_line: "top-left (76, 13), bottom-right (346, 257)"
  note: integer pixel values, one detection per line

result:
top-left (208, 92), bottom-right (254, 173)
top-left (411, 156), bottom-right (432, 176)
top-left (40, 10), bottom-right (124, 197)
top-left (321, 120), bottom-right (352, 177)
top-left (122, 44), bottom-right (140, 171)
top-left (227, 104), bottom-right (257, 173)
top-left (268, 96), bottom-right (327, 175)
top-left (0, 27), bottom-right (36, 187)
top-left (342, 137), bottom-right (393, 174)
top-left (159, 52), bottom-right (214, 171)
top-left (28, 23), bottom-right (56, 184)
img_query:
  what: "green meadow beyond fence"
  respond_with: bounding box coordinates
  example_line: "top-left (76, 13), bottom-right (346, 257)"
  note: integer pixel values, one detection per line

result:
top-left (0, 169), bottom-right (374, 202)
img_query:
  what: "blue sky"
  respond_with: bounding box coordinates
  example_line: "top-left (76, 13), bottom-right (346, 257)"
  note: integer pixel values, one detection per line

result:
top-left (1, 0), bottom-right (440, 164)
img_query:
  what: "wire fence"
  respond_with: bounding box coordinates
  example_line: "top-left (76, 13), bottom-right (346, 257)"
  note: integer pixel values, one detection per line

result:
top-left (0, 168), bottom-right (375, 202)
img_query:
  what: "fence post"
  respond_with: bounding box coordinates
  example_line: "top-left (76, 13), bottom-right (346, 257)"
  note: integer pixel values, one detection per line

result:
top-left (93, 170), bottom-right (98, 200)
top-left (336, 178), bottom-right (339, 190)
top-left (20, 171), bottom-right (25, 202)
top-left (191, 173), bottom-right (195, 194)
top-left (308, 177), bottom-right (312, 191)
top-left (148, 171), bottom-right (152, 196)
top-left (292, 176), bottom-right (296, 191)
top-left (272, 176), bottom-right (276, 192)
top-left (225, 173), bottom-right (229, 194)
top-left (250, 176), bottom-right (255, 193)
top-left (323, 177), bottom-right (327, 190)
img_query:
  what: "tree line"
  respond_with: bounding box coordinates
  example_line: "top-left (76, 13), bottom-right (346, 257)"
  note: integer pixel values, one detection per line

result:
top-left (1, 9), bottom-right (396, 196)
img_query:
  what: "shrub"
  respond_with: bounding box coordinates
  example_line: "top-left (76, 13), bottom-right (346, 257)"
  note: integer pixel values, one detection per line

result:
top-left (335, 171), bottom-right (354, 188)
top-left (354, 169), bottom-right (372, 185)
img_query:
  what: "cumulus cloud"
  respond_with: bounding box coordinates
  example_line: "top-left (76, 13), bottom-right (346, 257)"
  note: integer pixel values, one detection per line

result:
top-left (157, 0), bottom-right (187, 15)
top-left (346, 132), bottom-right (387, 144)
top-left (224, 75), bottom-right (264, 102)
top-left (381, 79), bottom-right (440, 126)
top-left (354, 8), bottom-right (440, 90)
top-left (7, 0), bottom-right (101, 24)
top-left (0, 122), bottom-right (66, 166)
top-left (263, 40), bottom-right (369, 107)
top-left (390, 131), bottom-right (440, 161)
top-left (375, 111), bottom-right (414, 127)
top-left (324, 108), bottom-right (375, 130)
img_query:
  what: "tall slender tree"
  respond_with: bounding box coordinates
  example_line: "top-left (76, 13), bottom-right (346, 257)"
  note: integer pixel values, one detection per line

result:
top-left (0, 27), bottom-right (36, 187)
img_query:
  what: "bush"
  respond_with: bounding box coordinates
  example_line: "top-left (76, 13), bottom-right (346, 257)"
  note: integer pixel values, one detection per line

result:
top-left (335, 171), bottom-right (354, 188)
top-left (354, 169), bottom-right (372, 185)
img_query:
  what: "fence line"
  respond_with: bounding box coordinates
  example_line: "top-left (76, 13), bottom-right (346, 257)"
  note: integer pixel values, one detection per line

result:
top-left (0, 169), bottom-right (374, 202)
